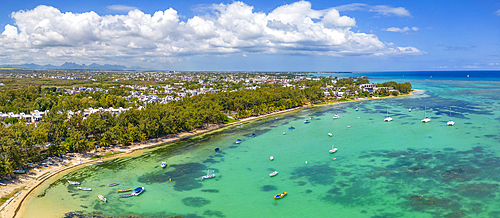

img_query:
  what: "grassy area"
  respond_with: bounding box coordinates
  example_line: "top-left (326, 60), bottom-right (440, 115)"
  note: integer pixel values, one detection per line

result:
top-left (90, 151), bottom-right (124, 160)
top-left (0, 186), bottom-right (25, 205)
top-left (223, 117), bottom-right (240, 124)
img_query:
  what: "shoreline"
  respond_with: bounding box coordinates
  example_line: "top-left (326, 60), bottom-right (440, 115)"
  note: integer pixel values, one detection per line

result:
top-left (2, 91), bottom-right (417, 218)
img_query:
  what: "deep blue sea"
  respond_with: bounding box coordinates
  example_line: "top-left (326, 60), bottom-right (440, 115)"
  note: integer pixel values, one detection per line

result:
top-left (315, 71), bottom-right (500, 82)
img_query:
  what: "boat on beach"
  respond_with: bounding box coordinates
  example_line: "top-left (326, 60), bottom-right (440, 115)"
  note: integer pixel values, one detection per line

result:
top-left (201, 169), bottom-right (215, 180)
top-left (161, 162), bottom-right (167, 168)
top-left (132, 187), bottom-right (145, 196)
top-left (118, 188), bottom-right (132, 193)
top-left (77, 187), bottom-right (92, 191)
top-left (119, 193), bottom-right (133, 198)
top-left (274, 192), bottom-right (287, 199)
top-left (13, 170), bottom-right (26, 174)
top-left (68, 180), bottom-right (80, 185)
top-left (269, 171), bottom-right (278, 177)
top-left (98, 195), bottom-right (107, 203)
top-left (107, 182), bottom-right (119, 186)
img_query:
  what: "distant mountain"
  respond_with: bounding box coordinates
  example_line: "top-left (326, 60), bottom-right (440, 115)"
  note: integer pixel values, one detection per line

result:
top-left (0, 62), bottom-right (150, 71)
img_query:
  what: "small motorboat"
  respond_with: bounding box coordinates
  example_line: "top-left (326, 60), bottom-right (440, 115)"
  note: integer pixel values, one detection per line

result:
top-left (236, 139), bottom-right (241, 144)
top-left (95, 161), bottom-right (104, 163)
top-left (77, 187), bottom-right (92, 191)
top-left (409, 108), bottom-right (412, 112)
top-left (98, 195), bottom-right (107, 203)
top-left (333, 114), bottom-right (340, 119)
top-left (269, 171), bottom-right (278, 177)
top-left (328, 133), bottom-right (332, 137)
top-left (13, 170), bottom-right (26, 174)
top-left (132, 187), bottom-right (145, 196)
top-left (270, 156), bottom-right (274, 161)
top-left (68, 180), bottom-right (80, 185)
top-left (274, 192), bottom-right (287, 199)
top-left (119, 193), bottom-right (133, 198)
top-left (304, 120), bottom-right (310, 123)
top-left (447, 107), bottom-right (455, 126)
top-left (421, 106), bottom-right (431, 123)
top-left (161, 162), bottom-right (167, 168)
top-left (283, 132), bottom-right (286, 135)
top-left (86, 164), bottom-right (93, 166)
top-left (215, 148), bottom-right (219, 152)
top-left (288, 126), bottom-right (295, 130)
top-left (118, 188), bottom-right (132, 193)
top-left (107, 182), bottom-right (119, 186)
top-left (356, 107), bottom-right (358, 111)
top-left (252, 132), bottom-right (256, 137)
top-left (201, 169), bottom-right (215, 180)
top-left (329, 145), bottom-right (338, 154)
top-left (310, 117), bottom-right (314, 120)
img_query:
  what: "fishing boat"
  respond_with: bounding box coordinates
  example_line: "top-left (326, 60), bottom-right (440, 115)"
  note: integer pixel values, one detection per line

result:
top-left (333, 113), bottom-right (340, 119)
top-left (274, 192), bottom-right (287, 199)
top-left (421, 106), bottom-right (431, 123)
top-left (68, 180), bottom-right (80, 185)
top-left (447, 107), bottom-right (455, 126)
top-left (384, 107), bottom-right (393, 122)
top-left (98, 195), bottom-right (107, 203)
top-left (288, 126), bottom-right (295, 129)
top-left (118, 188), bottom-right (132, 193)
top-left (119, 193), bottom-right (133, 198)
top-left (328, 133), bottom-right (332, 137)
top-left (201, 169), bottom-right (215, 180)
top-left (304, 120), bottom-right (310, 123)
top-left (13, 170), bottom-right (26, 174)
top-left (329, 145), bottom-right (338, 154)
top-left (270, 156), bottom-right (274, 161)
top-left (107, 182), bottom-right (119, 186)
top-left (77, 187), bottom-right (92, 191)
top-left (132, 187), bottom-right (145, 196)
top-left (269, 171), bottom-right (278, 177)
top-left (236, 139), bottom-right (241, 144)
top-left (161, 162), bottom-right (167, 168)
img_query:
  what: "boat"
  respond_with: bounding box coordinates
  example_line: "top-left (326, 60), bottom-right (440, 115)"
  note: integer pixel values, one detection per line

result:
top-left (215, 148), bottom-right (219, 152)
top-left (119, 193), bottom-right (133, 198)
top-left (201, 169), bottom-right (215, 180)
top-left (333, 113), bottom-right (340, 119)
top-left (118, 188), bottom-right (132, 193)
top-left (86, 164), bottom-right (93, 166)
top-left (447, 107), bottom-right (455, 126)
top-left (132, 187), bottom-right (145, 196)
top-left (274, 192), bottom-right (287, 199)
top-left (288, 126), bottom-right (295, 129)
top-left (107, 182), bottom-right (119, 186)
top-left (0, 182), bottom-right (6, 186)
top-left (252, 132), bottom-right (256, 137)
top-left (409, 108), bottom-right (412, 112)
top-left (421, 106), bottom-right (431, 123)
top-left (13, 170), bottom-right (26, 174)
top-left (161, 162), bottom-right (167, 168)
top-left (269, 171), bottom-right (278, 177)
top-left (270, 156), bottom-right (274, 161)
top-left (329, 145), bottom-right (338, 154)
top-left (356, 107), bottom-right (358, 111)
top-left (236, 139), bottom-right (241, 144)
top-left (283, 132), bottom-right (286, 135)
top-left (98, 195), bottom-right (107, 203)
top-left (304, 120), bottom-right (310, 123)
top-left (384, 107), bottom-right (393, 122)
top-left (310, 117), bottom-right (314, 120)
top-left (467, 74), bottom-right (469, 78)
top-left (77, 187), bottom-right (92, 191)
top-left (95, 160), bottom-right (104, 163)
top-left (68, 180), bottom-right (80, 185)
top-left (328, 133), bottom-right (332, 137)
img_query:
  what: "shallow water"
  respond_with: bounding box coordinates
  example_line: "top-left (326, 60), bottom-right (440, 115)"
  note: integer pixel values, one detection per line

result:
top-left (22, 74), bottom-right (500, 218)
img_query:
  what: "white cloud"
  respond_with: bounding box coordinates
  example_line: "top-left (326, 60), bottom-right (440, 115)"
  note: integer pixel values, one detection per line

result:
top-left (496, 9), bottom-right (500, 15)
top-left (383, 26), bottom-right (419, 33)
top-left (106, 5), bottom-right (138, 12)
top-left (0, 1), bottom-right (424, 67)
top-left (335, 3), bottom-right (411, 17)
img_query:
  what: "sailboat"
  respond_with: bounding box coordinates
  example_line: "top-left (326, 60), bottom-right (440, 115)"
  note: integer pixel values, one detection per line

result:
top-left (447, 107), bottom-right (455, 126)
top-left (333, 113), bottom-right (340, 119)
top-left (384, 107), bottom-right (393, 122)
top-left (201, 169), bottom-right (215, 180)
top-left (421, 106), bottom-right (431, 123)
top-left (329, 145), bottom-right (338, 153)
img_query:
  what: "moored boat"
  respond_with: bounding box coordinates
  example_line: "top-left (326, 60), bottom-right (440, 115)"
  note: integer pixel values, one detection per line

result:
top-left (161, 162), bottom-right (167, 168)
top-left (119, 193), bottom-right (133, 198)
top-left (98, 195), bottom-right (107, 203)
top-left (269, 171), bottom-right (278, 177)
top-left (77, 187), bottom-right (92, 191)
top-left (13, 170), bottom-right (26, 174)
top-left (68, 180), bottom-right (80, 185)
top-left (236, 139), bottom-right (241, 144)
top-left (288, 125), bottom-right (295, 129)
top-left (107, 182), bottom-right (119, 186)
top-left (304, 120), bottom-right (310, 123)
top-left (328, 133), bottom-right (332, 137)
top-left (201, 169), bottom-right (215, 180)
top-left (132, 187), bottom-right (145, 196)
top-left (329, 145), bottom-right (338, 154)
top-left (333, 113), bottom-right (340, 119)
top-left (0, 182), bottom-right (6, 186)
top-left (274, 192), bottom-right (287, 199)
top-left (421, 106), bottom-right (431, 123)
top-left (283, 132), bottom-right (286, 135)
top-left (270, 156), bottom-right (274, 161)
top-left (118, 188), bottom-right (132, 193)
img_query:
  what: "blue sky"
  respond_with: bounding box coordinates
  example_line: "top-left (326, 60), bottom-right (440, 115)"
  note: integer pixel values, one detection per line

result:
top-left (0, 0), bottom-right (499, 71)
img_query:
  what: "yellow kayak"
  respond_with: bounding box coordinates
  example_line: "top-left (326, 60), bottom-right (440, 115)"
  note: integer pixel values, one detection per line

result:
top-left (274, 192), bottom-right (287, 199)
top-left (117, 188), bottom-right (132, 193)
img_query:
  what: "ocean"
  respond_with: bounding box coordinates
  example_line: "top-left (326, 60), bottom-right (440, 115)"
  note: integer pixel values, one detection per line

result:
top-left (21, 71), bottom-right (500, 218)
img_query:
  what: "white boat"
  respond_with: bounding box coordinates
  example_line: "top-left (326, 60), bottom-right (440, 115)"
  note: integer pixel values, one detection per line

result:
top-left (201, 169), bottom-right (215, 180)
top-left (269, 171), bottom-right (278, 177)
top-left (77, 187), bottom-right (92, 191)
top-left (236, 139), bottom-right (241, 144)
top-left (328, 133), bottom-right (332, 137)
top-left (356, 107), bottom-right (358, 111)
top-left (329, 145), bottom-right (338, 153)
top-left (68, 180), bottom-right (80, 185)
top-left (95, 161), bottom-right (103, 163)
top-left (13, 170), bottom-right (26, 174)
top-left (333, 113), bottom-right (340, 119)
top-left (86, 164), bottom-right (93, 166)
top-left (0, 182), bottom-right (6, 186)
top-left (421, 106), bottom-right (431, 123)
top-left (384, 107), bottom-right (393, 122)
top-left (34, 168), bottom-right (41, 172)
top-left (270, 156), bottom-right (274, 161)
top-left (409, 108), bottom-right (412, 112)
top-left (161, 162), bottom-right (167, 168)
top-left (447, 107), bottom-right (455, 126)
top-left (304, 120), bottom-right (310, 123)
top-left (132, 187), bottom-right (145, 196)
top-left (98, 194), bottom-right (107, 203)
top-left (283, 132), bottom-right (286, 135)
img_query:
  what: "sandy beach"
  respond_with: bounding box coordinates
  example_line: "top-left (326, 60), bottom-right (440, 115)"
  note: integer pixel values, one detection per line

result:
top-left (1, 91), bottom-right (417, 218)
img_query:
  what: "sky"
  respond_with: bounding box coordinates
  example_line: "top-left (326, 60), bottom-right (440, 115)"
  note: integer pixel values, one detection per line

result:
top-left (0, 0), bottom-right (499, 71)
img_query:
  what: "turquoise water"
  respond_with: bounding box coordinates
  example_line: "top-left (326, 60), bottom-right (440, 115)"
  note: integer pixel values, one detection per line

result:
top-left (23, 76), bottom-right (500, 218)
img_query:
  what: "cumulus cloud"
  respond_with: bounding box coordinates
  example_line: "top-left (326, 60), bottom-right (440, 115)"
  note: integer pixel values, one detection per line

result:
top-left (0, 1), bottom-right (424, 66)
top-left (383, 26), bottom-right (419, 33)
top-left (106, 5), bottom-right (138, 12)
top-left (335, 3), bottom-right (411, 17)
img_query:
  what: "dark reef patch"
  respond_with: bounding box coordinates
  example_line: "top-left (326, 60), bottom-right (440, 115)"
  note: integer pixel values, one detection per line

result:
top-left (261, 185), bottom-right (277, 192)
top-left (201, 189), bottom-right (220, 193)
top-left (182, 197), bottom-right (211, 207)
top-left (203, 210), bottom-right (226, 218)
top-left (289, 164), bottom-right (337, 185)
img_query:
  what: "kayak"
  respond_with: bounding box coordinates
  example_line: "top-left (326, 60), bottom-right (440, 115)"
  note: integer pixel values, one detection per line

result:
top-left (274, 192), bottom-right (287, 199)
